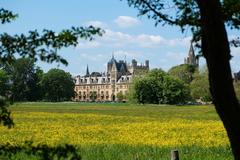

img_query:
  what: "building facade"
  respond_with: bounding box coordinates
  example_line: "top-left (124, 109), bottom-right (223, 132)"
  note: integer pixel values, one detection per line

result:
top-left (74, 56), bottom-right (149, 102)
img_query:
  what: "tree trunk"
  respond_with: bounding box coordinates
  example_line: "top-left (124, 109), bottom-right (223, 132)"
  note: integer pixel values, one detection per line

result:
top-left (196, 0), bottom-right (240, 159)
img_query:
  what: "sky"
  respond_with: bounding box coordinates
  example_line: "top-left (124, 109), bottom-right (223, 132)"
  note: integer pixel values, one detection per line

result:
top-left (1, 0), bottom-right (239, 76)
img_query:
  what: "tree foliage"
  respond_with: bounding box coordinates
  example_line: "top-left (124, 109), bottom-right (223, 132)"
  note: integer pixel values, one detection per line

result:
top-left (132, 69), bottom-right (191, 104)
top-left (234, 82), bottom-right (240, 101)
top-left (41, 69), bottom-right (75, 102)
top-left (168, 64), bottom-right (196, 84)
top-left (0, 8), bottom-right (18, 24)
top-left (3, 58), bottom-right (43, 101)
top-left (116, 91), bottom-right (126, 102)
top-left (0, 26), bottom-right (103, 65)
top-left (0, 97), bottom-right (13, 128)
top-left (0, 69), bottom-right (10, 97)
top-left (90, 91), bottom-right (97, 102)
top-left (190, 69), bottom-right (212, 102)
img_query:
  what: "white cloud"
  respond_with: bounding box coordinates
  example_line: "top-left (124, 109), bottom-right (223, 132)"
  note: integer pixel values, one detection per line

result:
top-left (76, 29), bottom-right (191, 49)
top-left (114, 16), bottom-right (140, 28)
top-left (76, 18), bottom-right (194, 49)
top-left (100, 29), bottom-right (191, 48)
top-left (77, 41), bottom-right (100, 49)
top-left (85, 20), bottom-right (108, 28)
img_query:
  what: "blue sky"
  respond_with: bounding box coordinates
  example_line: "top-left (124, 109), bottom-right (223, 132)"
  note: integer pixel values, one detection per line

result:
top-left (1, 0), bottom-right (239, 75)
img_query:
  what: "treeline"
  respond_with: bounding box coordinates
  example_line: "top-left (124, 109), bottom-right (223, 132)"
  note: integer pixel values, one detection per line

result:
top-left (129, 64), bottom-right (240, 105)
top-left (0, 58), bottom-right (75, 102)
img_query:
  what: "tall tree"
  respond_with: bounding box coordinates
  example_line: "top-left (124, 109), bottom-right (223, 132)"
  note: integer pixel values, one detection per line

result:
top-left (0, 8), bottom-right (103, 127)
top-left (124, 0), bottom-right (240, 158)
top-left (190, 69), bottom-right (212, 102)
top-left (168, 64), bottom-right (196, 84)
top-left (4, 58), bottom-right (42, 101)
top-left (132, 69), bottom-right (190, 104)
top-left (41, 69), bottom-right (75, 102)
top-left (0, 69), bottom-right (10, 97)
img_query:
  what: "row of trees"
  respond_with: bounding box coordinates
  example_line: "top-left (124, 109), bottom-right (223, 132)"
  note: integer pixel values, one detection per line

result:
top-left (0, 58), bottom-right (75, 102)
top-left (130, 64), bottom-right (240, 105)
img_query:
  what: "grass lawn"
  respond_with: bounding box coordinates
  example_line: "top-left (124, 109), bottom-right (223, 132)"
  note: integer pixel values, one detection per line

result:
top-left (0, 102), bottom-right (233, 160)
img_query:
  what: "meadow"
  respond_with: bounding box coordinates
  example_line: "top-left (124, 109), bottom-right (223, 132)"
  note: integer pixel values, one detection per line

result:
top-left (0, 103), bottom-right (233, 160)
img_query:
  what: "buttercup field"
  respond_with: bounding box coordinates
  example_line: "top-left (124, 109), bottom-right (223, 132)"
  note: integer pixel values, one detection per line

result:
top-left (0, 103), bottom-right (232, 159)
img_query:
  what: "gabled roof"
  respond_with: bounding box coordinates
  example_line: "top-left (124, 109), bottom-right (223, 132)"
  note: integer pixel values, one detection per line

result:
top-left (90, 72), bottom-right (102, 77)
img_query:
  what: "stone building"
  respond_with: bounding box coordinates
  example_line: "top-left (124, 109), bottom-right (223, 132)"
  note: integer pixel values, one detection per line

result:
top-left (74, 56), bottom-right (149, 102)
top-left (184, 42), bottom-right (199, 67)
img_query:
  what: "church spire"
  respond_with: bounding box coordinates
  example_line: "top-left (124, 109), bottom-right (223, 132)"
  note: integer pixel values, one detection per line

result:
top-left (112, 52), bottom-right (115, 60)
top-left (86, 65), bottom-right (90, 77)
top-left (188, 41), bottom-right (195, 57)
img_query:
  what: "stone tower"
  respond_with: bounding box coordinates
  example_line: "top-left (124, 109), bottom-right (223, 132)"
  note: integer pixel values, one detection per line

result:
top-left (85, 65), bottom-right (90, 77)
top-left (184, 42), bottom-right (199, 67)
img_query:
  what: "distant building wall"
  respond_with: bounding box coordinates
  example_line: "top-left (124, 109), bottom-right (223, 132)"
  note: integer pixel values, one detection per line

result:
top-left (74, 56), bottom-right (149, 102)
